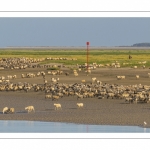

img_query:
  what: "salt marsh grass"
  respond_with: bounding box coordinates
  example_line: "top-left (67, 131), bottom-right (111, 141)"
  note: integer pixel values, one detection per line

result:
top-left (0, 48), bottom-right (150, 67)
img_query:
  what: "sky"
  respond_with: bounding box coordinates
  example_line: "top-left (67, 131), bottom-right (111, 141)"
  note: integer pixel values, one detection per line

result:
top-left (0, 17), bottom-right (150, 47)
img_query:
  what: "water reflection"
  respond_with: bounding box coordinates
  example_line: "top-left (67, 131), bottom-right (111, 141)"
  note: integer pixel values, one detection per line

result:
top-left (0, 120), bottom-right (150, 133)
top-left (26, 121), bottom-right (34, 127)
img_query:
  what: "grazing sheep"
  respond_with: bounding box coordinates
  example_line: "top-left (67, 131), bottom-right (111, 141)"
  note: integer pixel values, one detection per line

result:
top-left (77, 103), bottom-right (83, 108)
top-left (54, 103), bottom-right (61, 110)
top-left (25, 106), bottom-right (35, 113)
top-left (116, 76), bottom-right (125, 80)
top-left (3, 107), bottom-right (9, 114)
top-left (7, 108), bottom-right (15, 114)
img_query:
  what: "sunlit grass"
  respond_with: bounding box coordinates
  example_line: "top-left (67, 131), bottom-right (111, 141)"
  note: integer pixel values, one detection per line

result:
top-left (0, 49), bottom-right (150, 67)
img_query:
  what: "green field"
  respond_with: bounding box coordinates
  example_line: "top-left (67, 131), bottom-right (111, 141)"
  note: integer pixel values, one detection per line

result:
top-left (0, 48), bottom-right (150, 67)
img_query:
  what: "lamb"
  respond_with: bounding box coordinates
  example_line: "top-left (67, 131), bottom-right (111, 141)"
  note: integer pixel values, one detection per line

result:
top-left (25, 106), bottom-right (35, 113)
top-left (77, 103), bottom-right (83, 108)
top-left (54, 103), bottom-right (62, 110)
top-left (3, 107), bottom-right (9, 114)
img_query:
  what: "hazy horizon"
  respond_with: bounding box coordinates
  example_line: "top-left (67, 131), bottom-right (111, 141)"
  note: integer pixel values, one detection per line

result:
top-left (0, 18), bottom-right (150, 48)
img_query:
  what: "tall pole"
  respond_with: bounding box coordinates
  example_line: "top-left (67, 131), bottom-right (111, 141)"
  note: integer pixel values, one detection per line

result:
top-left (86, 42), bottom-right (90, 75)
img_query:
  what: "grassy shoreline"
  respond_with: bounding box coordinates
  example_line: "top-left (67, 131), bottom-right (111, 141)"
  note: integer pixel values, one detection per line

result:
top-left (0, 49), bottom-right (150, 66)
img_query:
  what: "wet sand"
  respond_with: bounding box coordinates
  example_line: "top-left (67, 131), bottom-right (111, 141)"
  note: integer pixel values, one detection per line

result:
top-left (0, 67), bottom-right (150, 127)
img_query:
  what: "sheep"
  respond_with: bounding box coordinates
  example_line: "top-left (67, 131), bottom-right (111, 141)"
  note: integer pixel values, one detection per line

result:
top-left (116, 76), bottom-right (122, 80)
top-left (3, 107), bottom-right (9, 114)
top-left (74, 73), bottom-right (78, 77)
top-left (7, 108), bottom-right (15, 114)
top-left (21, 74), bottom-right (25, 78)
top-left (52, 95), bottom-right (59, 101)
top-left (25, 106), bottom-right (35, 113)
top-left (81, 80), bottom-right (86, 83)
top-left (54, 103), bottom-right (61, 110)
top-left (87, 92), bottom-right (95, 98)
top-left (75, 93), bottom-right (84, 100)
top-left (12, 75), bottom-right (17, 79)
top-left (136, 75), bottom-right (139, 79)
top-left (116, 76), bottom-right (125, 80)
top-left (148, 73), bottom-right (150, 78)
top-left (107, 93), bottom-right (115, 99)
top-left (45, 94), bottom-right (52, 99)
top-left (122, 93), bottom-right (130, 98)
top-left (77, 103), bottom-right (83, 108)
top-left (91, 77), bottom-right (97, 83)
top-left (121, 76), bottom-right (125, 79)
top-left (125, 97), bottom-right (134, 103)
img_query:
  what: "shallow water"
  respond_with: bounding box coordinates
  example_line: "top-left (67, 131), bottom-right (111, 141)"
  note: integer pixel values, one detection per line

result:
top-left (0, 120), bottom-right (149, 133)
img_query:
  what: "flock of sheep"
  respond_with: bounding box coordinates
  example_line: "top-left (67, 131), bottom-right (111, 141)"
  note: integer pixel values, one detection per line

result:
top-left (2, 103), bottom-right (84, 114)
top-left (1, 57), bottom-right (150, 115)
top-left (2, 106), bottom-right (35, 114)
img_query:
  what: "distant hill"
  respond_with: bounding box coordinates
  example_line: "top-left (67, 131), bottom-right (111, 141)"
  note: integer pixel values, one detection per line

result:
top-left (132, 43), bottom-right (150, 47)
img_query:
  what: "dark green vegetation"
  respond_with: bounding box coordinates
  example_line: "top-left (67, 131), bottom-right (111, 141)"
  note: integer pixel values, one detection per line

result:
top-left (132, 43), bottom-right (150, 47)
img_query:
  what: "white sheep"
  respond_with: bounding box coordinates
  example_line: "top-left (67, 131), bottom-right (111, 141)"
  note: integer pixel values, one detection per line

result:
top-left (116, 76), bottom-right (125, 80)
top-left (45, 94), bottom-right (52, 99)
top-left (52, 95), bottom-right (59, 101)
top-left (136, 75), bottom-right (139, 79)
top-left (91, 77), bottom-right (97, 83)
top-left (3, 107), bottom-right (9, 114)
top-left (54, 103), bottom-right (61, 110)
top-left (121, 76), bottom-right (125, 79)
top-left (25, 106), bottom-right (35, 113)
top-left (81, 80), bottom-right (86, 83)
top-left (7, 108), bottom-right (15, 114)
top-left (77, 103), bottom-right (83, 108)
top-left (116, 76), bottom-right (122, 80)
